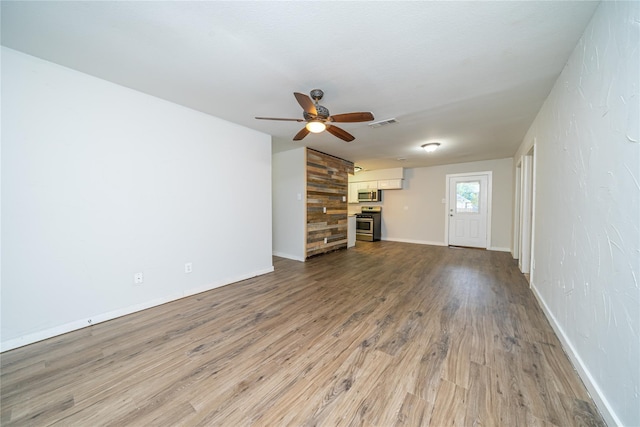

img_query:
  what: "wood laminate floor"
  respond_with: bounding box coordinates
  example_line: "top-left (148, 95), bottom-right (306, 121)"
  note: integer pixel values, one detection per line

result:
top-left (1, 242), bottom-right (605, 426)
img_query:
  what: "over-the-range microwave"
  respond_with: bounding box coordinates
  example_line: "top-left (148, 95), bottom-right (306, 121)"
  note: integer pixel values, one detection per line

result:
top-left (357, 189), bottom-right (382, 203)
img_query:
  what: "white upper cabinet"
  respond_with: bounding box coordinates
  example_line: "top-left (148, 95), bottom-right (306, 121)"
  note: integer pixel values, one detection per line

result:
top-left (357, 181), bottom-right (378, 190)
top-left (348, 183), bottom-right (359, 203)
top-left (377, 179), bottom-right (403, 190)
top-left (348, 168), bottom-right (404, 202)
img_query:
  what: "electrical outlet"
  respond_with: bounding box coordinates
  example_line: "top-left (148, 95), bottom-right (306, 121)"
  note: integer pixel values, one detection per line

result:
top-left (323, 207), bottom-right (327, 213)
top-left (324, 237), bottom-right (328, 244)
top-left (185, 262), bottom-right (193, 273)
top-left (134, 272), bottom-right (144, 285)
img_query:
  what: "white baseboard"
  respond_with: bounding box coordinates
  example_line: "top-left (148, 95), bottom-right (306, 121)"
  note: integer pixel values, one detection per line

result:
top-left (530, 282), bottom-right (621, 427)
top-left (382, 238), bottom-right (510, 253)
top-left (0, 266), bottom-right (274, 353)
top-left (272, 251), bottom-right (306, 262)
top-left (382, 237), bottom-right (447, 246)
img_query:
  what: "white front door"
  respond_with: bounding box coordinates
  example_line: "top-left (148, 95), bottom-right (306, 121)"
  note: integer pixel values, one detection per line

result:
top-left (447, 174), bottom-right (489, 248)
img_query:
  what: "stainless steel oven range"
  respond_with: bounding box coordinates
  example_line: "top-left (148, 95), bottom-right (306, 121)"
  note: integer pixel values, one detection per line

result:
top-left (355, 206), bottom-right (382, 242)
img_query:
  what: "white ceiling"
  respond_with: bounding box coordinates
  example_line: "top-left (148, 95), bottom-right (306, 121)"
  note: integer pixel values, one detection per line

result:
top-left (1, 1), bottom-right (599, 171)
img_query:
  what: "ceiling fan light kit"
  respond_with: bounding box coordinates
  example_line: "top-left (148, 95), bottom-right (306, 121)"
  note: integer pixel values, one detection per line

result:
top-left (422, 142), bottom-right (441, 153)
top-left (255, 89), bottom-right (374, 142)
top-left (306, 121), bottom-right (326, 133)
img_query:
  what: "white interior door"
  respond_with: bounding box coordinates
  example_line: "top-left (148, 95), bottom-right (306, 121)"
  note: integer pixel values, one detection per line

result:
top-left (447, 174), bottom-right (489, 248)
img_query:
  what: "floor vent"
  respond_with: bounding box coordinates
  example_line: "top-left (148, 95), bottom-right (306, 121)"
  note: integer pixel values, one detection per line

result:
top-left (368, 118), bottom-right (398, 128)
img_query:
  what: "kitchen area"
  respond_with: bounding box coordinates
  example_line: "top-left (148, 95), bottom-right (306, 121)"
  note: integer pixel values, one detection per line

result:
top-left (274, 147), bottom-right (515, 261)
top-left (272, 146), bottom-right (404, 261)
top-left (348, 166), bottom-right (404, 244)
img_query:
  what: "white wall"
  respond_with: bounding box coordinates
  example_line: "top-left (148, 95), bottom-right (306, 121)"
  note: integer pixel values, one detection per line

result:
top-left (368, 158), bottom-right (512, 250)
top-left (272, 147), bottom-right (306, 261)
top-left (513, 2), bottom-right (639, 425)
top-left (1, 47), bottom-right (274, 351)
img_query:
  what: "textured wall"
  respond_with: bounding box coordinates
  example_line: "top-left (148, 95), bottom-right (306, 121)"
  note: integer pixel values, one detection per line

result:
top-left (306, 149), bottom-right (353, 258)
top-left (513, 2), bottom-right (639, 425)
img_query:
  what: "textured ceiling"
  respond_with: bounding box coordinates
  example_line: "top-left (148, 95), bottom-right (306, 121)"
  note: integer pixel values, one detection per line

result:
top-left (1, 1), bottom-right (599, 171)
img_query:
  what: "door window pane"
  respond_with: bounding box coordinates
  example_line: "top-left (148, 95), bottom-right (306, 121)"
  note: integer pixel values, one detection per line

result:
top-left (456, 181), bottom-right (480, 213)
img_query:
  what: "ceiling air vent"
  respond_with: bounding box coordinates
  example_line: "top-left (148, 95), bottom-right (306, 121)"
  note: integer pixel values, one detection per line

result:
top-left (368, 118), bottom-right (398, 128)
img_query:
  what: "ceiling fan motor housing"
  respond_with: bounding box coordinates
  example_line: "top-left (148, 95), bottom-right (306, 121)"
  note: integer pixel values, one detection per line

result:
top-left (310, 89), bottom-right (324, 101)
top-left (304, 105), bottom-right (330, 120)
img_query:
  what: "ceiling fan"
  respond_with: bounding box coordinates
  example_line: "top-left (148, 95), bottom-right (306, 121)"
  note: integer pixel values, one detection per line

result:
top-left (255, 89), bottom-right (374, 142)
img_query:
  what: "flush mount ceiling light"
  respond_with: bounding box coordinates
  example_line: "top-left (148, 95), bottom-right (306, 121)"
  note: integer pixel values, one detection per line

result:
top-left (421, 142), bottom-right (441, 153)
top-left (305, 121), bottom-right (327, 133)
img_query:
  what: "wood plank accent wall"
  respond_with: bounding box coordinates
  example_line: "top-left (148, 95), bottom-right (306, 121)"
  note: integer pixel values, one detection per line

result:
top-left (306, 148), bottom-right (353, 258)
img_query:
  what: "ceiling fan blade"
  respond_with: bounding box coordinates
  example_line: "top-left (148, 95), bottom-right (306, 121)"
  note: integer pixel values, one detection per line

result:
top-left (326, 124), bottom-right (355, 142)
top-left (294, 92), bottom-right (317, 116)
top-left (293, 127), bottom-right (310, 141)
top-left (255, 117), bottom-right (304, 122)
top-left (329, 112), bottom-right (375, 123)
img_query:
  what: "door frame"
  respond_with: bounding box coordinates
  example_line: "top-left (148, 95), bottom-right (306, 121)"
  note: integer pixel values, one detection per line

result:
top-left (513, 160), bottom-right (522, 260)
top-left (519, 154), bottom-right (533, 274)
top-left (516, 142), bottom-right (537, 285)
top-left (444, 171), bottom-right (493, 249)
top-left (530, 144), bottom-right (537, 284)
